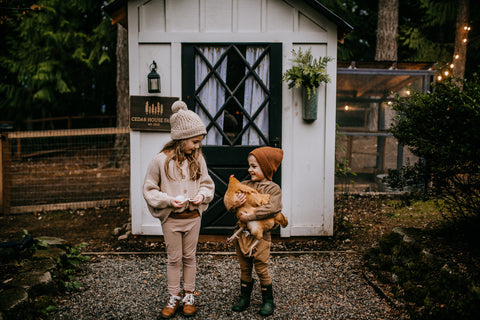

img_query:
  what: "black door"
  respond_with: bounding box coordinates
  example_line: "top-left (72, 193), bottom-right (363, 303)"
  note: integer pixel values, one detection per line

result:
top-left (182, 43), bottom-right (282, 234)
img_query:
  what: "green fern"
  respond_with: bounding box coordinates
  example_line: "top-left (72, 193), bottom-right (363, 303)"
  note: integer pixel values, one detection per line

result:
top-left (282, 48), bottom-right (333, 99)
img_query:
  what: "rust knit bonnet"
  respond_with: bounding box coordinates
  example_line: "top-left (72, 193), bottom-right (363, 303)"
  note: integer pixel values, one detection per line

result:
top-left (249, 146), bottom-right (284, 181)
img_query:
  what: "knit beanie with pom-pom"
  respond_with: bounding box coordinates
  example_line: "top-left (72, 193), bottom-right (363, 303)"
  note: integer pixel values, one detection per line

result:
top-left (170, 101), bottom-right (207, 140)
top-left (249, 146), bottom-right (283, 181)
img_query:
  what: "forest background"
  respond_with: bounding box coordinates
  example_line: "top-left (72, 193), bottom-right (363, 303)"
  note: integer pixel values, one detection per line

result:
top-left (0, 0), bottom-right (479, 129)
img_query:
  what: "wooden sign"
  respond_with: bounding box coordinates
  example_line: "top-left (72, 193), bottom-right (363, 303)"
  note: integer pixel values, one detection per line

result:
top-left (130, 96), bottom-right (179, 131)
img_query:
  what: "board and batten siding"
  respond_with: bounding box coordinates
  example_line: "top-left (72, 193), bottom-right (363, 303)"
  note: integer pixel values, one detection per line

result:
top-left (129, 0), bottom-right (338, 237)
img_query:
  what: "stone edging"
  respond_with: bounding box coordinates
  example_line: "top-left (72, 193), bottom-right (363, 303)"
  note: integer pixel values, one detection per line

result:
top-left (0, 237), bottom-right (67, 320)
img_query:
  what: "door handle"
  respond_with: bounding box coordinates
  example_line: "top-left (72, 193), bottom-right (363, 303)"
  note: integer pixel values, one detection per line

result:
top-left (270, 137), bottom-right (281, 148)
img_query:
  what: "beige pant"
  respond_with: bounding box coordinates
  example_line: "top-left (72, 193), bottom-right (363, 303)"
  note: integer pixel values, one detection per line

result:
top-left (233, 231), bottom-right (272, 285)
top-left (162, 216), bottom-right (201, 296)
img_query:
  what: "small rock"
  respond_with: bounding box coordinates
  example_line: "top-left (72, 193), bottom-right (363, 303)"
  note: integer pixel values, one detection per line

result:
top-left (0, 287), bottom-right (28, 312)
top-left (112, 227), bottom-right (123, 236)
top-left (118, 234), bottom-right (129, 241)
top-left (392, 227), bottom-right (414, 244)
top-left (33, 247), bottom-right (66, 260)
top-left (9, 270), bottom-right (54, 296)
top-left (36, 236), bottom-right (66, 248)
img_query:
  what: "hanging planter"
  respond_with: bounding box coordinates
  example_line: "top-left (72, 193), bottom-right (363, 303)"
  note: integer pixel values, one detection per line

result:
top-left (302, 87), bottom-right (318, 121)
top-left (282, 48), bottom-right (333, 121)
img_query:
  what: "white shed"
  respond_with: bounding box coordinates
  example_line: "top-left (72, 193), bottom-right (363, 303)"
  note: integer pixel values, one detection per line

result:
top-left (106, 0), bottom-right (352, 237)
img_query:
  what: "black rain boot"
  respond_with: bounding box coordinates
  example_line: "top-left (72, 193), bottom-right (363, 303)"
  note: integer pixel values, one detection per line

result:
top-left (259, 283), bottom-right (275, 316)
top-left (232, 280), bottom-right (254, 312)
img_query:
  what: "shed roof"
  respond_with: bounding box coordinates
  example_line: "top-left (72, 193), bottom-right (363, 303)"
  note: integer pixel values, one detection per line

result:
top-left (337, 61), bottom-right (437, 100)
top-left (104, 0), bottom-right (353, 40)
top-left (304, 0), bottom-right (353, 40)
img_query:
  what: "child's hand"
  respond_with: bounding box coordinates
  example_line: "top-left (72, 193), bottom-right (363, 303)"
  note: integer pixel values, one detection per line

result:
top-left (233, 192), bottom-right (246, 209)
top-left (190, 194), bottom-right (204, 205)
top-left (170, 197), bottom-right (186, 208)
top-left (238, 212), bottom-right (250, 223)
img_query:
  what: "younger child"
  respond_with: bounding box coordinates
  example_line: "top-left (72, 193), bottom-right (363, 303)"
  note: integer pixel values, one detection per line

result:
top-left (143, 101), bottom-right (215, 319)
top-left (224, 146), bottom-right (283, 317)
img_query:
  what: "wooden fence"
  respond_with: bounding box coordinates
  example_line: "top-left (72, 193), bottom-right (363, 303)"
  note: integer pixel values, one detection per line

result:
top-left (0, 127), bottom-right (416, 214)
top-left (1, 127), bottom-right (130, 214)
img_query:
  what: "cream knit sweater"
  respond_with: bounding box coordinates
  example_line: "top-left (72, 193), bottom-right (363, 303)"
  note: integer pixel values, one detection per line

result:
top-left (143, 152), bottom-right (215, 224)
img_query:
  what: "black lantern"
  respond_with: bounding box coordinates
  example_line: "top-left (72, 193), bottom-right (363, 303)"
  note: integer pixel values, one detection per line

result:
top-left (147, 60), bottom-right (160, 93)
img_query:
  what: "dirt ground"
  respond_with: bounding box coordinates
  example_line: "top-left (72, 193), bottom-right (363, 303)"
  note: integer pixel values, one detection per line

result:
top-left (1, 194), bottom-right (479, 282)
top-left (0, 194), bottom-right (423, 253)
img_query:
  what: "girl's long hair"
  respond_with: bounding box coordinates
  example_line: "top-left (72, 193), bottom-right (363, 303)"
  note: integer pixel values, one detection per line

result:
top-left (161, 139), bottom-right (202, 181)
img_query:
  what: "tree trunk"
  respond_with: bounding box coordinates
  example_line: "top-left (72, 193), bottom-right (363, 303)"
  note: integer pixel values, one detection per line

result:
top-left (375, 0), bottom-right (399, 61)
top-left (110, 23), bottom-right (129, 168)
top-left (375, 0), bottom-right (398, 175)
top-left (452, 0), bottom-right (469, 84)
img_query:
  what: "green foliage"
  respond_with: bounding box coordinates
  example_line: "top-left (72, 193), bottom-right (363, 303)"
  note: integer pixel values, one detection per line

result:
top-left (55, 242), bottom-right (90, 292)
top-left (42, 304), bottom-right (58, 316)
top-left (398, 26), bottom-right (452, 64)
top-left (397, 0), bottom-right (457, 70)
top-left (65, 242), bottom-right (90, 266)
top-left (320, 0), bottom-right (378, 61)
top-left (0, 0), bottom-right (116, 127)
top-left (23, 229), bottom-right (47, 249)
top-left (365, 230), bottom-right (480, 319)
top-left (389, 75), bottom-right (480, 219)
top-left (14, 231), bottom-right (89, 317)
top-left (322, 0), bottom-right (480, 77)
top-left (282, 48), bottom-right (333, 99)
top-left (383, 161), bottom-right (429, 194)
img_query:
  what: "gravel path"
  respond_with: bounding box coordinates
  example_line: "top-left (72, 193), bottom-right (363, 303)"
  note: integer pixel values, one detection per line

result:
top-left (52, 252), bottom-right (407, 320)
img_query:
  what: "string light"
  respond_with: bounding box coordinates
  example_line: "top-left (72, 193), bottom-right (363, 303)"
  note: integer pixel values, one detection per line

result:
top-left (437, 25), bottom-right (470, 82)
top-left (344, 105), bottom-right (349, 111)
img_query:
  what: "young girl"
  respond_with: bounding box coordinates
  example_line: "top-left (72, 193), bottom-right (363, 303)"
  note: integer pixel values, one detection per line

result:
top-left (143, 101), bottom-right (215, 319)
top-left (225, 146), bottom-right (284, 317)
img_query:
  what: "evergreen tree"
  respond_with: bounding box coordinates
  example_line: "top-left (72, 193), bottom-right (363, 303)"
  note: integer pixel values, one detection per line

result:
top-left (321, 0), bottom-right (379, 61)
top-left (0, 0), bottom-right (116, 129)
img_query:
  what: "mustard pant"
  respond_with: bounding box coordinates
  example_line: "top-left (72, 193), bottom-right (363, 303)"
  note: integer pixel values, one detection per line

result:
top-left (233, 232), bottom-right (272, 285)
top-left (162, 216), bottom-right (201, 296)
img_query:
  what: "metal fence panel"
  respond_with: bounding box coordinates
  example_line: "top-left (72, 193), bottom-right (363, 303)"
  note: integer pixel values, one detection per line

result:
top-left (1, 128), bottom-right (130, 214)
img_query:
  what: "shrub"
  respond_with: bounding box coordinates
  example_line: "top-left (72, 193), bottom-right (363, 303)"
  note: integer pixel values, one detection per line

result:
top-left (365, 230), bottom-right (480, 319)
top-left (388, 75), bottom-right (480, 219)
